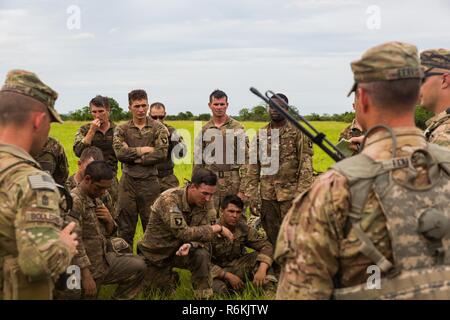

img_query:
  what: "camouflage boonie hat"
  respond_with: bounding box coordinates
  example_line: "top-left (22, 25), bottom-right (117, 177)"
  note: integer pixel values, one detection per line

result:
top-left (1, 69), bottom-right (62, 123)
top-left (347, 41), bottom-right (423, 97)
top-left (420, 49), bottom-right (450, 71)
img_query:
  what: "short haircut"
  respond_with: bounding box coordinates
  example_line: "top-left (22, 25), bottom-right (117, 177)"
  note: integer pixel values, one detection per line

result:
top-left (84, 160), bottom-right (113, 183)
top-left (209, 89), bottom-right (228, 103)
top-left (221, 194), bottom-right (244, 210)
top-left (359, 79), bottom-right (421, 110)
top-left (80, 146), bottom-right (104, 163)
top-left (0, 91), bottom-right (48, 126)
top-left (191, 168), bottom-right (217, 187)
top-left (128, 89), bottom-right (148, 105)
top-left (150, 102), bottom-right (165, 111)
top-left (89, 95), bottom-right (110, 110)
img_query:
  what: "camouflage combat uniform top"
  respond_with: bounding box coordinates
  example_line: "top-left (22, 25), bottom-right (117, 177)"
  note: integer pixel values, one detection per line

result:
top-left (242, 121), bottom-right (314, 202)
top-left (113, 117), bottom-right (169, 179)
top-left (210, 218), bottom-right (273, 279)
top-left (156, 124), bottom-right (186, 177)
top-left (0, 144), bottom-right (73, 283)
top-left (338, 119), bottom-right (364, 141)
top-left (275, 127), bottom-right (441, 299)
top-left (73, 121), bottom-right (118, 174)
top-left (194, 116), bottom-right (248, 193)
top-left (65, 174), bottom-right (117, 219)
top-left (68, 186), bottom-right (118, 279)
top-left (137, 186), bottom-right (217, 267)
top-left (32, 136), bottom-right (69, 186)
top-left (424, 109), bottom-right (450, 147)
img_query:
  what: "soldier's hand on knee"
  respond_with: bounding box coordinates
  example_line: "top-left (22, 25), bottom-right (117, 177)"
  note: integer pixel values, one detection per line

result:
top-left (176, 243), bottom-right (191, 256)
top-left (60, 221), bottom-right (79, 256)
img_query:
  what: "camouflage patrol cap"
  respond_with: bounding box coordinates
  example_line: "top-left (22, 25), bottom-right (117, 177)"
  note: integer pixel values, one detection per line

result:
top-left (347, 41), bottom-right (423, 97)
top-left (420, 49), bottom-right (450, 71)
top-left (1, 69), bottom-right (63, 123)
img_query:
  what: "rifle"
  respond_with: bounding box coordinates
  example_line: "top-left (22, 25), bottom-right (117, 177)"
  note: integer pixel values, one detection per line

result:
top-left (249, 87), bottom-right (346, 162)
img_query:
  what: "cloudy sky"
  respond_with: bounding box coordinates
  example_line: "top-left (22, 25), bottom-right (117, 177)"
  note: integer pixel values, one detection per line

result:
top-left (1, 0), bottom-right (449, 116)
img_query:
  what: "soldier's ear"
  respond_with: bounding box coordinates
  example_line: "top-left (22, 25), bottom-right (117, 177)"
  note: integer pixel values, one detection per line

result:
top-left (32, 111), bottom-right (48, 130)
top-left (442, 73), bottom-right (449, 89)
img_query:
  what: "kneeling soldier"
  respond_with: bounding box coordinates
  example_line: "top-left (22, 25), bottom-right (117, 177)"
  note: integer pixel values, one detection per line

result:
top-left (68, 161), bottom-right (146, 300)
top-left (211, 195), bottom-right (274, 295)
top-left (137, 168), bottom-right (234, 299)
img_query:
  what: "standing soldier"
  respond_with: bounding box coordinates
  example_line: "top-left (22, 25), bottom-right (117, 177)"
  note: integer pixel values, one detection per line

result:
top-left (420, 49), bottom-right (450, 145)
top-left (194, 89), bottom-right (248, 211)
top-left (241, 93), bottom-right (314, 249)
top-left (32, 136), bottom-right (69, 186)
top-left (113, 89), bottom-right (169, 246)
top-left (73, 95), bottom-right (119, 205)
top-left (275, 42), bottom-right (450, 300)
top-left (149, 102), bottom-right (187, 192)
top-left (0, 69), bottom-right (78, 300)
top-left (137, 168), bottom-right (234, 299)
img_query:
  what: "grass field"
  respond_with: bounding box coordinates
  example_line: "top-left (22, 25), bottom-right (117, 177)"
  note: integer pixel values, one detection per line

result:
top-left (49, 120), bottom-right (348, 299)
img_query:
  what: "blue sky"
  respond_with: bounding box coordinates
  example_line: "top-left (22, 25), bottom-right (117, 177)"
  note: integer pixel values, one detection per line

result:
top-left (1, 0), bottom-right (449, 116)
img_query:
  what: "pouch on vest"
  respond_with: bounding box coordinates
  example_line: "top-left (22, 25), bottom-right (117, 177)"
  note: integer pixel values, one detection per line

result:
top-left (3, 256), bottom-right (53, 300)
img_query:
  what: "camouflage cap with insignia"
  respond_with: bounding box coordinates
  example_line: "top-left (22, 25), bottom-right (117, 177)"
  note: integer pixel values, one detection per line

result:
top-left (420, 49), bottom-right (450, 71)
top-left (347, 41), bottom-right (423, 97)
top-left (1, 69), bottom-right (63, 123)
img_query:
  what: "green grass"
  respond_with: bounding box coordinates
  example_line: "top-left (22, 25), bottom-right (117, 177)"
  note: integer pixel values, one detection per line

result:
top-left (50, 120), bottom-right (348, 299)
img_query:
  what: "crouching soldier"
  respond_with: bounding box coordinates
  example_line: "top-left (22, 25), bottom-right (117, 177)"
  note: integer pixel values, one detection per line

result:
top-left (137, 168), bottom-right (234, 299)
top-left (68, 161), bottom-right (146, 299)
top-left (210, 195), bottom-right (275, 296)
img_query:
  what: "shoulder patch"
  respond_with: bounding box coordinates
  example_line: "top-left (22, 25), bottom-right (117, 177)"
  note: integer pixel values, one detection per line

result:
top-left (28, 174), bottom-right (57, 191)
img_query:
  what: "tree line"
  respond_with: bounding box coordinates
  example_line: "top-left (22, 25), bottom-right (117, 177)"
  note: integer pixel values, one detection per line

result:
top-left (62, 99), bottom-right (434, 128)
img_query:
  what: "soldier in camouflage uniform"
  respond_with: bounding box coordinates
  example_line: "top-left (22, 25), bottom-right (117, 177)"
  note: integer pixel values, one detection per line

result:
top-left (65, 146), bottom-right (116, 219)
top-left (241, 93), bottom-right (314, 249)
top-left (137, 169), bottom-right (234, 299)
top-left (420, 49), bottom-right (450, 145)
top-left (338, 119), bottom-right (363, 141)
top-left (113, 89), bottom-right (169, 246)
top-left (275, 42), bottom-right (450, 300)
top-left (0, 69), bottom-right (78, 299)
top-left (210, 195), bottom-right (274, 295)
top-left (73, 95), bottom-right (119, 206)
top-left (68, 161), bottom-right (146, 300)
top-left (149, 102), bottom-right (187, 192)
top-left (194, 89), bottom-right (248, 211)
top-left (32, 136), bottom-right (69, 186)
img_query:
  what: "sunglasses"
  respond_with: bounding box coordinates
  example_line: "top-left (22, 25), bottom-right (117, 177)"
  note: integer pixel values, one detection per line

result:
top-left (151, 115), bottom-right (165, 120)
top-left (422, 69), bottom-right (446, 84)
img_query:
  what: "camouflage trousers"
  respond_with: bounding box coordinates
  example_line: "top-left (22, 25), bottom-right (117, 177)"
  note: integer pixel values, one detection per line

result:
top-left (56, 252), bottom-right (146, 300)
top-left (213, 170), bottom-right (241, 213)
top-left (108, 175), bottom-right (119, 212)
top-left (159, 174), bottom-right (179, 193)
top-left (117, 174), bottom-right (160, 246)
top-left (143, 248), bottom-right (213, 299)
top-left (212, 252), bottom-right (259, 295)
top-left (260, 199), bottom-right (293, 247)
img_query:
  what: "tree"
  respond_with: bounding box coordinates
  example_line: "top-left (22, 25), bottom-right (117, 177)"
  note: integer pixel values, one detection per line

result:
top-left (415, 105), bottom-right (433, 129)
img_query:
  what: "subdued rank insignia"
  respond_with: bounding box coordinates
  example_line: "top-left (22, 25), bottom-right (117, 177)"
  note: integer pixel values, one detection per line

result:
top-left (42, 195), bottom-right (49, 206)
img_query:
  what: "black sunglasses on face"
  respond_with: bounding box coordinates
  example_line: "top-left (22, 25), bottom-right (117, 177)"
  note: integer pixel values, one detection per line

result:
top-left (151, 115), bottom-right (165, 120)
top-left (422, 72), bottom-right (445, 84)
